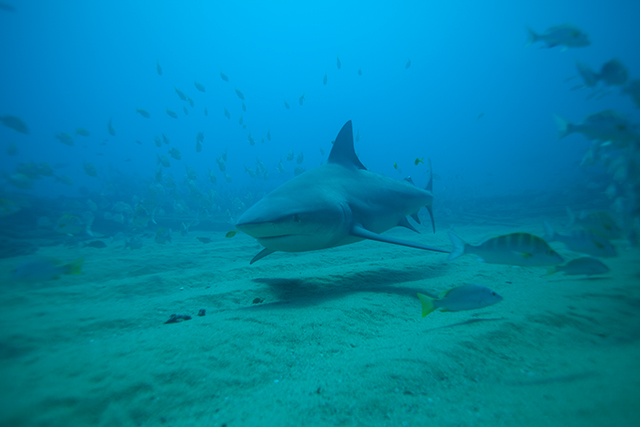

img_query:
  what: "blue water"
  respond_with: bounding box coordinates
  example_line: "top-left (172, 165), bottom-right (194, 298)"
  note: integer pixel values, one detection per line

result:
top-left (1, 1), bottom-right (639, 425)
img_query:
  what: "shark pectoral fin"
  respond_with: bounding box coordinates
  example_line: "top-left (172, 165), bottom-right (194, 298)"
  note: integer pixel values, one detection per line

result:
top-left (250, 248), bottom-right (277, 264)
top-left (350, 225), bottom-right (450, 254)
top-left (398, 216), bottom-right (420, 233)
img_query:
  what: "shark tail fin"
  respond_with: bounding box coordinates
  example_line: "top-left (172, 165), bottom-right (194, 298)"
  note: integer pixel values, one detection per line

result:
top-left (447, 231), bottom-right (467, 261)
top-left (417, 293), bottom-right (437, 317)
top-left (425, 159), bottom-right (435, 233)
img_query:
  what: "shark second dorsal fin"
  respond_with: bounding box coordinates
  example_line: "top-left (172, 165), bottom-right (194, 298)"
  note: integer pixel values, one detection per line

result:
top-left (328, 120), bottom-right (367, 170)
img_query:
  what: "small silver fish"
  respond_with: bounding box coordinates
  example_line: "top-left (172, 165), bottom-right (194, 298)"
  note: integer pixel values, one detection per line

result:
top-left (544, 222), bottom-right (617, 258)
top-left (526, 24), bottom-right (590, 50)
top-left (417, 284), bottom-right (502, 317)
top-left (11, 257), bottom-right (84, 283)
top-left (546, 257), bottom-right (609, 276)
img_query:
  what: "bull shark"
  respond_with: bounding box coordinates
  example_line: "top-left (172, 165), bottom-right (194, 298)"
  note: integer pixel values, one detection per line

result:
top-left (235, 120), bottom-right (450, 264)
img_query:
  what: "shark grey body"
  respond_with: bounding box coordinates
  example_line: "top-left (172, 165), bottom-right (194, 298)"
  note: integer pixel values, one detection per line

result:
top-left (235, 120), bottom-right (449, 264)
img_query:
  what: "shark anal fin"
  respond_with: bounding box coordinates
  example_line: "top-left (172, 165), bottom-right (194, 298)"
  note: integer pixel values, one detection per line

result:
top-left (398, 216), bottom-right (420, 233)
top-left (250, 248), bottom-right (277, 264)
top-left (350, 225), bottom-right (449, 254)
top-left (410, 212), bottom-right (421, 224)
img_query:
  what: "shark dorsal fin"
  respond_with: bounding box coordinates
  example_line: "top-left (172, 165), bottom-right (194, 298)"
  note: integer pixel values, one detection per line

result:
top-left (328, 120), bottom-right (366, 170)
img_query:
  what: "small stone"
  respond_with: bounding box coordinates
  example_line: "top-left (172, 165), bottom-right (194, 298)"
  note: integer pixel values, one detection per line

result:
top-left (252, 298), bottom-right (264, 304)
top-left (197, 309), bottom-right (206, 317)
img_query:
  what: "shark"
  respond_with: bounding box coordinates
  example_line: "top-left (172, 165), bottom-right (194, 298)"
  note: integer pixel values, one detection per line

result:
top-left (235, 120), bottom-right (450, 264)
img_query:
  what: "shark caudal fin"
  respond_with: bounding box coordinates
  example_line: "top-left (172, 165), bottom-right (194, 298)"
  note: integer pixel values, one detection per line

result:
top-left (327, 120), bottom-right (367, 170)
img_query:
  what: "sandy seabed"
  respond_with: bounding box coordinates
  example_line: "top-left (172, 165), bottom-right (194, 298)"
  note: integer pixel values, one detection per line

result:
top-left (1, 218), bottom-right (639, 427)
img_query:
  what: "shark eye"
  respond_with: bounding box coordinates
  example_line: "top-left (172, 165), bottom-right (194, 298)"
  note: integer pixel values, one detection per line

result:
top-left (546, 249), bottom-right (554, 256)
top-left (491, 292), bottom-right (496, 296)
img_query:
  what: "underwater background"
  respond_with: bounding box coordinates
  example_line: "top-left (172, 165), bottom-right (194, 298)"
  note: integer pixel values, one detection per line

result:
top-left (1, 1), bottom-right (639, 426)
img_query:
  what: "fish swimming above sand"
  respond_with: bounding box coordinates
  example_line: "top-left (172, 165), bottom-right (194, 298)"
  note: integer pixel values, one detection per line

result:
top-left (107, 118), bottom-right (115, 136)
top-left (11, 256), bottom-right (84, 284)
top-left (1, 114), bottom-right (29, 134)
top-left (175, 87), bottom-right (187, 101)
top-left (526, 24), bottom-right (590, 50)
top-left (417, 284), bottom-right (502, 317)
top-left (194, 81), bottom-right (206, 92)
top-left (573, 61), bottom-right (599, 90)
top-left (136, 108), bottom-right (150, 118)
top-left (448, 231), bottom-right (564, 267)
top-left (220, 72), bottom-right (229, 82)
top-left (235, 120), bottom-right (449, 264)
top-left (546, 257), bottom-right (609, 276)
top-left (55, 132), bottom-right (74, 146)
top-left (166, 108), bottom-right (178, 119)
top-left (565, 208), bottom-right (622, 240)
top-left (83, 161), bottom-right (97, 177)
top-left (554, 110), bottom-right (640, 147)
top-left (156, 153), bottom-right (170, 167)
top-left (54, 213), bottom-right (93, 236)
top-left (235, 89), bottom-right (245, 100)
top-left (598, 59), bottom-right (628, 87)
top-left (622, 79), bottom-right (640, 108)
top-left (543, 222), bottom-right (617, 258)
top-left (169, 147), bottom-right (181, 160)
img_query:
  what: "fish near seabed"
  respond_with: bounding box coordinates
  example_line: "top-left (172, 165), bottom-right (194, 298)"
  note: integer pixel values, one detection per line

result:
top-left (448, 231), bottom-right (564, 267)
top-left (235, 120), bottom-right (449, 264)
top-left (417, 284), bottom-right (502, 317)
